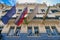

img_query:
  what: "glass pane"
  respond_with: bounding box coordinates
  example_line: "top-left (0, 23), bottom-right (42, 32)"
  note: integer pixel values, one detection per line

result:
top-left (30, 9), bottom-right (33, 12)
top-left (18, 9), bottom-right (22, 12)
top-left (41, 9), bottom-right (45, 12)
top-left (28, 27), bottom-right (32, 36)
top-left (0, 26), bottom-right (3, 30)
top-left (51, 26), bottom-right (58, 35)
top-left (45, 26), bottom-right (51, 36)
top-left (0, 26), bottom-right (3, 34)
top-left (34, 27), bottom-right (39, 36)
top-left (5, 10), bottom-right (10, 12)
top-left (51, 10), bottom-right (59, 13)
top-left (14, 27), bottom-right (21, 36)
top-left (59, 6), bottom-right (60, 8)
top-left (8, 27), bottom-right (15, 36)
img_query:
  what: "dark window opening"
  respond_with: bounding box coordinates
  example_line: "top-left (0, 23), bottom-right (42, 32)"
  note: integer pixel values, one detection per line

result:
top-left (51, 10), bottom-right (60, 13)
top-left (59, 5), bottom-right (60, 8)
top-left (33, 16), bottom-right (59, 19)
top-left (0, 26), bottom-right (3, 39)
top-left (8, 27), bottom-right (15, 36)
top-left (45, 26), bottom-right (51, 36)
top-left (28, 27), bottom-right (32, 36)
top-left (14, 27), bottom-right (21, 36)
top-left (0, 26), bottom-right (3, 34)
top-left (51, 26), bottom-right (58, 35)
top-left (41, 9), bottom-right (45, 12)
top-left (34, 27), bottom-right (39, 36)
top-left (18, 9), bottom-right (22, 12)
top-left (4, 10), bottom-right (10, 12)
top-left (30, 9), bottom-right (33, 12)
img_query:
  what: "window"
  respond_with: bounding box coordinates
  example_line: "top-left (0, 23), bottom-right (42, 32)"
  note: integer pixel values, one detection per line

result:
top-left (45, 26), bottom-right (51, 36)
top-left (30, 9), bottom-right (33, 12)
top-left (33, 16), bottom-right (43, 19)
top-left (4, 10), bottom-right (10, 12)
top-left (0, 26), bottom-right (3, 30)
top-left (28, 27), bottom-right (32, 36)
top-left (18, 9), bottom-right (22, 12)
top-left (59, 17), bottom-right (60, 20)
top-left (34, 27), bottom-right (39, 36)
top-left (0, 26), bottom-right (3, 34)
top-left (0, 16), bottom-right (1, 18)
top-left (55, 16), bottom-right (59, 19)
top-left (58, 33), bottom-right (60, 35)
top-left (8, 27), bottom-right (15, 36)
top-left (59, 5), bottom-right (60, 8)
top-left (55, 16), bottom-right (60, 19)
top-left (51, 26), bottom-right (58, 35)
top-left (51, 10), bottom-right (59, 13)
top-left (41, 9), bottom-right (45, 12)
top-left (14, 27), bottom-right (21, 36)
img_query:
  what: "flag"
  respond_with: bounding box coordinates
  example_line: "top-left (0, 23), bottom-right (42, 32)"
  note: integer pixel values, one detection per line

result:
top-left (1, 5), bottom-right (16, 24)
top-left (15, 7), bottom-right (27, 26)
top-left (0, 0), bottom-right (16, 6)
top-left (24, 6), bottom-right (38, 25)
top-left (26, 6), bottom-right (38, 21)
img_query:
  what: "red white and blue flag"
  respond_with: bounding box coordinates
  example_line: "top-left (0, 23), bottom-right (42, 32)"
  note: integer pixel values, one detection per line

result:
top-left (15, 7), bottom-right (27, 26)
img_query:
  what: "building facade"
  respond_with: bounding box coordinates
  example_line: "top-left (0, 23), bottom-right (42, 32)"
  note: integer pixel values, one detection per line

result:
top-left (0, 3), bottom-right (60, 40)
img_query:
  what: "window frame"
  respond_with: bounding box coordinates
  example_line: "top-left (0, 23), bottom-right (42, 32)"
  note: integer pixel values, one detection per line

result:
top-left (45, 26), bottom-right (52, 36)
top-left (34, 26), bottom-right (39, 36)
top-left (27, 26), bottom-right (32, 36)
top-left (8, 26), bottom-right (15, 36)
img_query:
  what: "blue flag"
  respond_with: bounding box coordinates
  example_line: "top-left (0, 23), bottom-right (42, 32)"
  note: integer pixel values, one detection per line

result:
top-left (0, 0), bottom-right (16, 6)
top-left (1, 5), bottom-right (16, 24)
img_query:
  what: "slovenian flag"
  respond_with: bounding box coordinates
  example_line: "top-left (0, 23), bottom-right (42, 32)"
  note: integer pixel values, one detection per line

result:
top-left (1, 5), bottom-right (16, 24)
top-left (15, 7), bottom-right (27, 26)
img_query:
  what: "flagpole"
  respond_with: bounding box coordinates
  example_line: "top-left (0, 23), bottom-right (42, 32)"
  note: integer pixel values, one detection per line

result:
top-left (15, 3), bottom-right (28, 26)
top-left (42, 5), bottom-right (50, 24)
top-left (24, 4), bottom-right (38, 25)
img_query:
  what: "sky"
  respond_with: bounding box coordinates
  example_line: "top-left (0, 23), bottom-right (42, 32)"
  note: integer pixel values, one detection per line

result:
top-left (17, 0), bottom-right (60, 6)
top-left (0, 0), bottom-right (60, 6)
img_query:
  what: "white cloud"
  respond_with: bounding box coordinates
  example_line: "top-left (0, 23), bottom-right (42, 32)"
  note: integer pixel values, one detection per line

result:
top-left (16, 0), bottom-right (53, 6)
top-left (17, 0), bottom-right (37, 3)
top-left (41, 0), bottom-right (52, 6)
